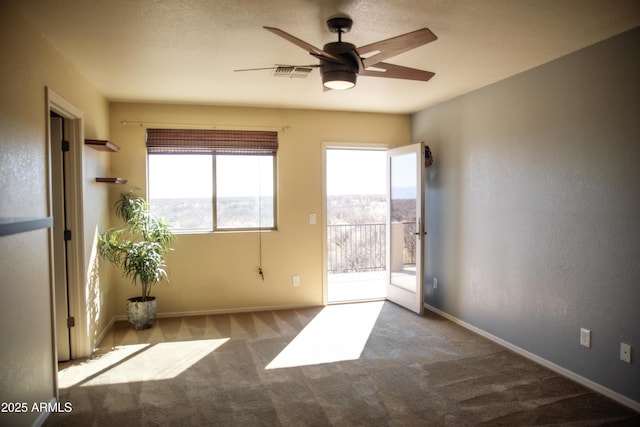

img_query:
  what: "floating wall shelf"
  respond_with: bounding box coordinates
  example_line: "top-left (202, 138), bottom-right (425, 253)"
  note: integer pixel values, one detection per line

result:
top-left (96, 178), bottom-right (127, 184)
top-left (86, 139), bottom-right (127, 184)
top-left (85, 139), bottom-right (120, 152)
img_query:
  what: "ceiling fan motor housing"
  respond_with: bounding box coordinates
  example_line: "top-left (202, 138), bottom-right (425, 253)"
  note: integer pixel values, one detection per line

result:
top-left (320, 42), bottom-right (361, 88)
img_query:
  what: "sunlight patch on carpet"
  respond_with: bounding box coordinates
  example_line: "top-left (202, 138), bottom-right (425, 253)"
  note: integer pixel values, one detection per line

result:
top-left (266, 301), bottom-right (383, 369)
top-left (59, 338), bottom-right (229, 388)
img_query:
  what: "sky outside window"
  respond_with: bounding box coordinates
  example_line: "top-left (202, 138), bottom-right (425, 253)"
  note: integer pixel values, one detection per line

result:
top-left (326, 149), bottom-right (386, 196)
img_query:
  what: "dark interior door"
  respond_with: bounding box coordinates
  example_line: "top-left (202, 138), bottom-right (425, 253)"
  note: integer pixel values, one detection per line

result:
top-left (50, 113), bottom-right (71, 361)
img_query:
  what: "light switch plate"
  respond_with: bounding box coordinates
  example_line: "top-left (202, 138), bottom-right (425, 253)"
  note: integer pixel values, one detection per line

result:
top-left (580, 328), bottom-right (591, 348)
top-left (620, 343), bottom-right (632, 363)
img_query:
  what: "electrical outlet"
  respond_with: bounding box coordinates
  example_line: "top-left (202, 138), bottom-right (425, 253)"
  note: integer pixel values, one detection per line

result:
top-left (292, 275), bottom-right (300, 287)
top-left (433, 278), bottom-right (438, 289)
top-left (620, 343), bottom-right (632, 363)
top-left (580, 328), bottom-right (591, 348)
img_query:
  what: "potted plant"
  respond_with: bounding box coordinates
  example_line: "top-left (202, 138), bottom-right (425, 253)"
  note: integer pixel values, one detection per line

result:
top-left (98, 191), bottom-right (174, 329)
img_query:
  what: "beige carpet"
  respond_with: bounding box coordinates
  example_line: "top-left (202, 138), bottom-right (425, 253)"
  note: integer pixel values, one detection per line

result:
top-left (46, 301), bottom-right (639, 426)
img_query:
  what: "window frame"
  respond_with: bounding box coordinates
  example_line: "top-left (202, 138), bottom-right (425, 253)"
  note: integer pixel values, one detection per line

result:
top-left (211, 153), bottom-right (278, 232)
top-left (146, 128), bottom-right (278, 233)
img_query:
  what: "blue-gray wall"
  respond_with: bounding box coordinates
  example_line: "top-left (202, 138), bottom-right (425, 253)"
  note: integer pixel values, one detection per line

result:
top-left (412, 26), bottom-right (640, 404)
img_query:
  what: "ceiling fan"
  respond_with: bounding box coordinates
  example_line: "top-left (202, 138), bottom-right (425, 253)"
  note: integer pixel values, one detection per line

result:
top-left (235, 15), bottom-right (437, 90)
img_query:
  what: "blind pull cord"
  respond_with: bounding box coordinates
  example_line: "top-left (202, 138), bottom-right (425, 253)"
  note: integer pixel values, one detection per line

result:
top-left (258, 162), bottom-right (265, 281)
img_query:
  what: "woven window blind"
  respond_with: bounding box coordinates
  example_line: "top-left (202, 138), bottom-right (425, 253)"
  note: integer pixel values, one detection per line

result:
top-left (146, 129), bottom-right (278, 155)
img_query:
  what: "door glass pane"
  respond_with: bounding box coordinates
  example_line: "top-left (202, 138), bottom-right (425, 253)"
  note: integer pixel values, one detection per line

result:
top-left (390, 152), bottom-right (417, 291)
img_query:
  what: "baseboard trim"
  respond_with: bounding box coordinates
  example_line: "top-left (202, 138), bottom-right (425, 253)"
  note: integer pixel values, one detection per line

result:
top-left (92, 316), bottom-right (116, 351)
top-left (424, 303), bottom-right (640, 413)
top-left (113, 303), bottom-right (322, 322)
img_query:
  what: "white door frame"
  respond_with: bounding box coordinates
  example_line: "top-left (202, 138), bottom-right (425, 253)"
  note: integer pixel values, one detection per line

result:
top-left (46, 88), bottom-right (90, 360)
top-left (321, 141), bottom-right (391, 306)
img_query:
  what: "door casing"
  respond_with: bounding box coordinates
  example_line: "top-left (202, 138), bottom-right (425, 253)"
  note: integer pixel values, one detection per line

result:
top-left (46, 88), bottom-right (90, 365)
top-left (322, 142), bottom-right (391, 305)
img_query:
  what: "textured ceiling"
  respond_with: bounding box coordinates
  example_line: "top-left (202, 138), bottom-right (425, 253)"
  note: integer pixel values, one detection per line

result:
top-left (9, 0), bottom-right (640, 114)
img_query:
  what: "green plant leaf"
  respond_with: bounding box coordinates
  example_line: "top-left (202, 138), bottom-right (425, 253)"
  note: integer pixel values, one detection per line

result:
top-left (98, 192), bottom-right (175, 299)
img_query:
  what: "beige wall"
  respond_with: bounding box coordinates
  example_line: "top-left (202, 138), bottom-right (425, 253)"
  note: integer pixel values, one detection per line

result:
top-left (109, 103), bottom-right (410, 315)
top-left (0, 4), bottom-right (111, 426)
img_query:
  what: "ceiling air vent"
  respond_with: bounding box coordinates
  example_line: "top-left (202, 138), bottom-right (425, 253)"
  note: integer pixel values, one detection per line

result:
top-left (272, 65), bottom-right (313, 79)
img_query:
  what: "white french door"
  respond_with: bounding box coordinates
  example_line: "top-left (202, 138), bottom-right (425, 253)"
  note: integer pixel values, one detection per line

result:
top-left (386, 143), bottom-right (426, 314)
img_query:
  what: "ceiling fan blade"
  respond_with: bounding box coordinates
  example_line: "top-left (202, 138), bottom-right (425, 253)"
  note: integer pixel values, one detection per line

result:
top-left (359, 62), bottom-right (435, 81)
top-left (263, 26), bottom-right (345, 63)
top-left (358, 28), bottom-right (437, 68)
top-left (234, 67), bottom-right (280, 72)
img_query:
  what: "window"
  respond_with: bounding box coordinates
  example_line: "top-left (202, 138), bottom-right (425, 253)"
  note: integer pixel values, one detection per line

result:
top-left (147, 129), bottom-right (277, 232)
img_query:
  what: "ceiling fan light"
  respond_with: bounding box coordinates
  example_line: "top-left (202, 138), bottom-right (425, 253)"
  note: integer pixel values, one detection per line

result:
top-left (322, 70), bottom-right (357, 90)
top-left (324, 80), bottom-right (355, 90)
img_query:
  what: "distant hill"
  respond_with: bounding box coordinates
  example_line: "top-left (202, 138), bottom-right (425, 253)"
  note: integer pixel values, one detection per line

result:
top-left (327, 194), bottom-right (386, 225)
top-left (150, 197), bottom-right (274, 230)
top-left (151, 194), bottom-right (413, 231)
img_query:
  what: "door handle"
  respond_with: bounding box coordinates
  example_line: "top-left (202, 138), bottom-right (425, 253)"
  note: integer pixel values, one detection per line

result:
top-left (413, 219), bottom-right (426, 237)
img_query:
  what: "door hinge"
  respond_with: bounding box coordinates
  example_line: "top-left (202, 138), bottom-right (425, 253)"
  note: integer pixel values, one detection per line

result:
top-left (61, 140), bottom-right (70, 152)
top-left (64, 229), bottom-right (72, 241)
top-left (67, 317), bottom-right (75, 328)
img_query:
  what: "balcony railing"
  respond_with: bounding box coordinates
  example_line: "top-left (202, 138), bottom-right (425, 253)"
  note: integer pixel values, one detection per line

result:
top-left (327, 223), bottom-right (416, 274)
